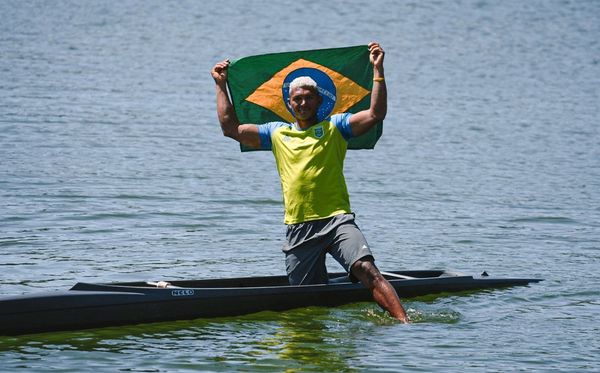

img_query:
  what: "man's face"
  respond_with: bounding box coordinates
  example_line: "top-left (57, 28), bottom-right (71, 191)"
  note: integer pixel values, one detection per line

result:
top-left (288, 87), bottom-right (322, 121)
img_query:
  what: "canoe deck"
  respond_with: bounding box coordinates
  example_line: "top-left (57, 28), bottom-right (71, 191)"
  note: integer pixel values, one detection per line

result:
top-left (71, 270), bottom-right (451, 290)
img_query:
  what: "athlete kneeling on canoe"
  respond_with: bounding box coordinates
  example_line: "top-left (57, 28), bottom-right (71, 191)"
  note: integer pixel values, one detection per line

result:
top-left (211, 42), bottom-right (409, 323)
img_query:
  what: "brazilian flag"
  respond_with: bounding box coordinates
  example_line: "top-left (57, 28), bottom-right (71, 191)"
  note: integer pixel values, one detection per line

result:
top-left (227, 45), bottom-right (383, 151)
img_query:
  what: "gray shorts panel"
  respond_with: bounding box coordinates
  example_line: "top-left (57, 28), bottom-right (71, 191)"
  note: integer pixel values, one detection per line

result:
top-left (284, 214), bottom-right (374, 285)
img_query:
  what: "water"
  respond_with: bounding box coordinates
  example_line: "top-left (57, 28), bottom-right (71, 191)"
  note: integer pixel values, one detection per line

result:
top-left (1, 0), bottom-right (599, 371)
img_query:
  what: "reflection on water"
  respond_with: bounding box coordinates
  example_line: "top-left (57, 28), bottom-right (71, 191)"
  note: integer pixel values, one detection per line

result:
top-left (275, 308), bottom-right (356, 372)
top-left (0, 300), bottom-right (471, 371)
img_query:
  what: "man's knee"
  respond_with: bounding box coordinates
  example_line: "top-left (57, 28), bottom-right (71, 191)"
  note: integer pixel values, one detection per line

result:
top-left (351, 257), bottom-right (382, 287)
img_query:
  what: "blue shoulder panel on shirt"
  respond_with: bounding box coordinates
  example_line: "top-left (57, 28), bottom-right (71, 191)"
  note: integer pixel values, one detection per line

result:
top-left (258, 122), bottom-right (288, 150)
top-left (331, 113), bottom-right (354, 141)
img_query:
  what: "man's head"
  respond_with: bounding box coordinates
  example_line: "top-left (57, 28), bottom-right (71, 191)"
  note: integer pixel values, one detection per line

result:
top-left (287, 76), bottom-right (322, 123)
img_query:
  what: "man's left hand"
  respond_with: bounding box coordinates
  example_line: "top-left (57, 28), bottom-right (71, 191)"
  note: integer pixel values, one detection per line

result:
top-left (368, 42), bottom-right (385, 68)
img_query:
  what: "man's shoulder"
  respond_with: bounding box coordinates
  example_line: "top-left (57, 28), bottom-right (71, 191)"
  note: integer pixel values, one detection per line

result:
top-left (257, 121), bottom-right (291, 150)
top-left (258, 121), bottom-right (291, 136)
top-left (259, 121), bottom-right (290, 131)
top-left (329, 113), bottom-right (352, 122)
top-left (327, 113), bottom-right (353, 140)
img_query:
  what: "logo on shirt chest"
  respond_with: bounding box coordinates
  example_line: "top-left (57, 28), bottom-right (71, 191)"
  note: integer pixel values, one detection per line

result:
top-left (314, 126), bottom-right (324, 139)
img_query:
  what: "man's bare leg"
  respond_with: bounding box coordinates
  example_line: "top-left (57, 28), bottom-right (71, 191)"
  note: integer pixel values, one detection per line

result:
top-left (351, 259), bottom-right (409, 323)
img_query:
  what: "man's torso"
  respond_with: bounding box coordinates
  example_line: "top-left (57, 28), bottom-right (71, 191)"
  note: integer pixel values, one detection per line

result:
top-left (258, 113), bottom-right (354, 224)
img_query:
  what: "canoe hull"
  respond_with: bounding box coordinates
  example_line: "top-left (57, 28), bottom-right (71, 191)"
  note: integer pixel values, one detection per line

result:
top-left (0, 270), bottom-right (541, 335)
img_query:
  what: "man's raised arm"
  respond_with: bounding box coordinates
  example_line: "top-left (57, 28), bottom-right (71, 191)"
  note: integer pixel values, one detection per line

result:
top-left (348, 42), bottom-right (387, 137)
top-left (212, 60), bottom-right (261, 149)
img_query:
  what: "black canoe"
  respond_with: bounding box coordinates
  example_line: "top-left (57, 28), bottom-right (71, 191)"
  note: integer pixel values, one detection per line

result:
top-left (0, 270), bottom-right (541, 336)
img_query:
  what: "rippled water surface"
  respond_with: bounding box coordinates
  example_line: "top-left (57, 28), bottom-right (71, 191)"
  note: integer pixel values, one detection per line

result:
top-left (1, 0), bottom-right (599, 371)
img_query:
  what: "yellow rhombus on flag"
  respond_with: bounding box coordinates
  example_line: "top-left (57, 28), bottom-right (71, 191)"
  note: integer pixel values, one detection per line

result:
top-left (227, 45), bottom-right (383, 151)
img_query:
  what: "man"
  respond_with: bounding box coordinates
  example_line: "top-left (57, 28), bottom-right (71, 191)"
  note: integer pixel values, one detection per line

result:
top-left (211, 42), bottom-right (409, 322)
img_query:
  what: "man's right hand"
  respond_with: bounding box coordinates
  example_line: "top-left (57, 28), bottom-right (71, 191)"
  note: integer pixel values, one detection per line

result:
top-left (211, 59), bottom-right (230, 85)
